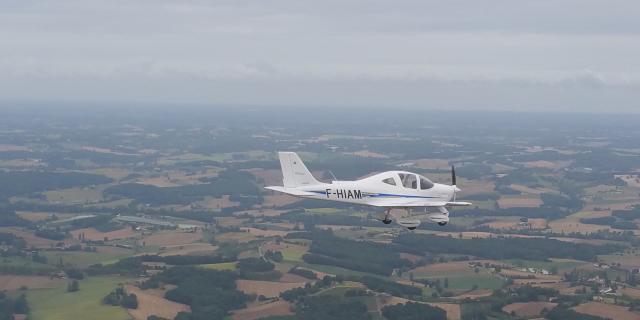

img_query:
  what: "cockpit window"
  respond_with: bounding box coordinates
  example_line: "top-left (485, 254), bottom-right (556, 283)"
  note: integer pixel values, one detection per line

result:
top-left (382, 177), bottom-right (396, 186)
top-left (420, 176), bottom-right (434, 190)
top-left (398, 173), bottom-right (418, 189)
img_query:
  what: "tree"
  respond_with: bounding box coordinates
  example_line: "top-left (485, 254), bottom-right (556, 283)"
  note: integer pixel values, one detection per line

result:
top-left (13, 294), bottom-right (29, 314)
top-left (67, 280), bottom-right (79, 292)
top-left (122, 293), bottom-right (138, 309)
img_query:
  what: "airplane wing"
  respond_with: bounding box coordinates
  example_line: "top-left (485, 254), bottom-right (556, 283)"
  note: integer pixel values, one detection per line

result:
top-left (367, 198), bottom-right (472, 208)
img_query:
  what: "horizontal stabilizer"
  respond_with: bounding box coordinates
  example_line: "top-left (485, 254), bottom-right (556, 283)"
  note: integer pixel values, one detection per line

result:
top-left (446, 201), bottom-right (472, 206)
top-left (264, 186), bottom-right (319, 197)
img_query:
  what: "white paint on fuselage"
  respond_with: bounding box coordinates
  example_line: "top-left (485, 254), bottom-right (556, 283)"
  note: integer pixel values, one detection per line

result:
top-left (293, 171), bottom-right (455, 207)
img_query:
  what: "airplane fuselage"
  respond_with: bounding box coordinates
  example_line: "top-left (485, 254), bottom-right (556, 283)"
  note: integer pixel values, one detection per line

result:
top-left (292, 179), bottom-right (455, 208)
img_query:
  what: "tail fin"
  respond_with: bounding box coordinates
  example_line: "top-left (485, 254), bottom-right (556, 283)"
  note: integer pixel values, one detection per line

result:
top-left (278, 152), bottom-right (321, 187)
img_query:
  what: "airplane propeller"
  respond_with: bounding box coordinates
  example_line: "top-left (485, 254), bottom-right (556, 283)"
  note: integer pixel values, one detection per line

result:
top-left (451, 165), bottom-right (458, 202)
top-left (451, 165), bottom-right (456, 186)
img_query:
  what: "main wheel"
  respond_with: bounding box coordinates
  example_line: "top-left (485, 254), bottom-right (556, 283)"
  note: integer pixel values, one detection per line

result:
top-left (438, 222), bottom-right (447, 226)
top-left (382, 219), bottom-right (392, 225)
top-left (407, 227), bottom-right (416, 230)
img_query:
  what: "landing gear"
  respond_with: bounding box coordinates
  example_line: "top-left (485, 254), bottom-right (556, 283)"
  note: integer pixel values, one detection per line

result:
top-left (407, 227), bottom-right (416, 230)
top-left (438, 222), bottom-right (448, 226)
top-left (382, 209), bottom-right (392, 224)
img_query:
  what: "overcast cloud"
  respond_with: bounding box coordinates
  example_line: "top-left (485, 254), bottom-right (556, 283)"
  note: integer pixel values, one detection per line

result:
top-left (1, 0), bottom-right (640, 112)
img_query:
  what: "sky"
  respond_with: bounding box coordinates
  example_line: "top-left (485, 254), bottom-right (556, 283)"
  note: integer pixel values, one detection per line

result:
top-left (1, 0), bottom-right (640, 112)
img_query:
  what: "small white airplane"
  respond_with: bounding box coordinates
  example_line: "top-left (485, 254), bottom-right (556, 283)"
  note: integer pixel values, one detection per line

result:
top-left (265, 152), bottom-right (471, 230)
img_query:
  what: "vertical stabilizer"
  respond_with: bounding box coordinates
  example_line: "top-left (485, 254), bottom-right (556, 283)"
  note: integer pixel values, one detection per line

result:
top-left (278, 152), bottom-right (320, 187)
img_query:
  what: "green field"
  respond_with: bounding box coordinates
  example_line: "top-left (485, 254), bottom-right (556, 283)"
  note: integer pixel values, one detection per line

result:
top-left (42, 251), bottom-right (132, 268)
top-left (416, 271), bottom-right (505, 291)
top-left (300, 262), bottom-right (382, 278)
top-left (505, 259), bottom-right (586, 273)
top-left (199, 262), bottom-right (237, 271)
top-left (306, 208), bottom-right (344, 214)
top-left (281, 246), bottom-right (306, 262)
top-left (0, 256), bottom-right (55, 274)
top-left (27, 276), bottom-right (132, 320)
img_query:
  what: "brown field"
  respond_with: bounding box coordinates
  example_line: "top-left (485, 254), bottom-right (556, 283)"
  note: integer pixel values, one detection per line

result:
top-left (81, 146), bottom-right (137, 156)
top-left (399, 253), bottom-right (423, 263)
top-left (197, 195), bottom-right (239, 210)
top-left (89, 168), bottom-right (132, 180)
top-left (0, 144), bottom-right (31, 152)
top-left (236, 280), bottom-right (305, 298)
top-left (262, 195), bottom-right (299, 207)
top-left (498, 195), bottom-right (542, 208)
top-left (0, 275), bottom-right (64, 291)
top-left (522, 160), bottom-right (572, 170)
top-left (70, 227), bottom-right (137, 241)
top-left (217, 232), bottom-right (257, 244)
top-left (96, 246), bottom-right (132, 255)
top-left (549, 219), bottom-right (612, 234)
top-left (600, 254), bottom-right (640, 270)
top-left (510, 184), bottom-right (559, 195)
top-left (241, 227), bottom-right (289, 237)
top-left (349, 150), bottom-right (389, 158)
top-left (158, 243), bottom-right (218, 257)
top-left (135, 169), bottom-right (219, 187)
top-left (484, 218), bottom-right (547, 230)
top-left (412, 159), bottom-right (451, 170)
top-left (44, 187), bottom-right (104, 204)
top-left (246, 169), bottom-right (283, 186)
top-left (616, 174), bottom-right (640, 188)
top-left (620, 287), bottom-right (640, 299)
top-left (453, 289), bottom-right (493, 300)
top-left (458, 180), bottom-right (496, 196)
top-left (411, 260), bottom-right (502, 275)
top-left (232, 300), bottom-right (293, 320)
top-left (16, 211), bottom-right (76, 222)
top-left (381, 297), bottom-right (460, 320)
top-left (573, 302), bottom-right (640, 320)
top-left (0, 159), bottom-right (42, 167)
top-left (502, 302), bottom-right (557, 317)
top-left (585, 202), bottom-right (640, 211)
top-left (216, 217), bottom-right (246, 227)
top-left (125, 284), bottom-right (190, 320)
top-left (0, 227), bottom-right (63, 247)
top-left (143, 230), bottom-right (203, 246)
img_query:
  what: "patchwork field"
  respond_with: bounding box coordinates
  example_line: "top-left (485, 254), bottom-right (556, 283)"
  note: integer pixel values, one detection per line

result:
top-left (236, 280), bottom-right (306, 298)
top-left (410, 261), bottom-right (505, 291)
top-left (124, 284), bottom-right (190, 320)
top-left (502, 302), bottom-right (557, 317)
top-left (573, 302), bottom-right (640, 320)
top-left (27, 276), bottom-right (132, 320)
top-left (497, 195), bottom-right (542, 208)
top-left (232, 300), bottom-right (293, 320)
top-left (0, 275), bottom-right (63, 291)
top-left (44, 187), bottom-right (104, 204)
top-left (42, 250), bottom-right (133, 268)
top-left (70, 227), bottom-right (137, 241)
top-left (143, 230), bottom-right (203, 246)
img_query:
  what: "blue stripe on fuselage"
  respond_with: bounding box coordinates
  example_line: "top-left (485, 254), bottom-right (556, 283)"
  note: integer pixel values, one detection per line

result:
top-left (365, 193), bottom-right (437, 199)
top-left (307, 190), bottom-right (436, 199)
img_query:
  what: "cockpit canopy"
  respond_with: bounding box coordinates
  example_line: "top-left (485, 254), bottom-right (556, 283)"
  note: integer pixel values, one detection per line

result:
top-left (381, 172), bottom-right (434, 190)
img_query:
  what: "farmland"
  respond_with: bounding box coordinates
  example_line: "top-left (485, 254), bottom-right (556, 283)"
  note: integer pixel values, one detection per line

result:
top-left (0, 109), bottom-right (638, 320)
